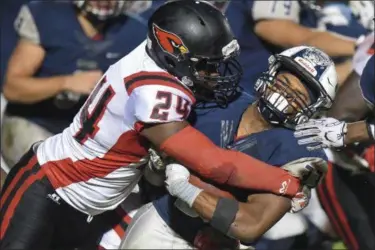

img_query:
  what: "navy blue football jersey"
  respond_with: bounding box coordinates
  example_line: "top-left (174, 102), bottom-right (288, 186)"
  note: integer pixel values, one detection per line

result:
top-left (0, 0), bottom-right (30, 89)
top-left (5, 1), bottom-right (163, 134)
top-left (360, 55), bottom-right (375, 110)
top-left (153, 125), bottom-right (327, 245)
top-left (188, 92), bottom-right (255, 147)
top-left (209, 1), bottom-right (367, 95)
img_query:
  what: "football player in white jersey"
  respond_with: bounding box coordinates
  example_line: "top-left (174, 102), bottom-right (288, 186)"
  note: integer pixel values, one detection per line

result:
top-left (0, 1), bottom-right (320, 248)
top-left (295, 32), bottom-right (375, 250)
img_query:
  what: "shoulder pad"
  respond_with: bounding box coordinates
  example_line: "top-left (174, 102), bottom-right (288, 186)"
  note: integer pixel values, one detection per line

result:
top-left (125, 72), bottom-right (195, 126)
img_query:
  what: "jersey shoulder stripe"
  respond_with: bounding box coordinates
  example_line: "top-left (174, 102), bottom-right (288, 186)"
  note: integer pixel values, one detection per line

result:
top-left (124, 71), bottom-right (195, 102)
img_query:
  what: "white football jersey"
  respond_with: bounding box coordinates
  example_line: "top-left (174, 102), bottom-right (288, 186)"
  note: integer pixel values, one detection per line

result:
top-left (251, 1), bottom-right (301, 23)
top-left (353, 32), bottom-right (374, 76)
top-left (36, 40), bottom-right (195, 216)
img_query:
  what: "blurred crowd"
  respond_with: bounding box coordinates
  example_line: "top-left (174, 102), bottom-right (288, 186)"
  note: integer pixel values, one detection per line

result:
top-left (0, 0), bottom-right (374, 250)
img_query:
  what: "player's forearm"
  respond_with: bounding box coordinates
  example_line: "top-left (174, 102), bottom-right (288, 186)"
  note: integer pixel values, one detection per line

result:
top-left (3, 75), bottom-right (68, 104)
top-left (160, 126), bottom-right (300, 197)
top-left (335, 59), bottom-right (353, 86)
top-left (192, 192), bottom-right (290, 243)
top-left (328, 71), bottom-right (369, 122)
top-left (345, 121), bottom-right (374, 144)
top-left (303, 31), bottom-right (355, 57)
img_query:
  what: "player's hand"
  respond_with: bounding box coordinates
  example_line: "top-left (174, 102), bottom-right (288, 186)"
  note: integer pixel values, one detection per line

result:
top-left (290, 186), bottom-right (311, 213)
top-left (63, 70), bottom-right (103, 95)
top-left (165, 163), bottom-right (190, 188)
top-left (294, 118), bottom-right (347, 151)
top-left (165, 163), bottom-right (202, 207)
top-left (281, 157), bottom-right (328, 189)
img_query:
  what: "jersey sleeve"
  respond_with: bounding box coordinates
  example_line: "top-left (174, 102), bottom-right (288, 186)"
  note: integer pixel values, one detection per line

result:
top-left (251, 0), bottom-right (301, 23)
top-left (359, 55), bottom-right (375, 109)
top-left (13, 4), bottom-right (40, 45)
top-left (128, 84), bottom-right (194, 127)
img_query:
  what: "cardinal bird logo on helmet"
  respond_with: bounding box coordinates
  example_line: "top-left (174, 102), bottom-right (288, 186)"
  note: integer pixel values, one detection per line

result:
top-left (152, 24), bottom-right (189, 58)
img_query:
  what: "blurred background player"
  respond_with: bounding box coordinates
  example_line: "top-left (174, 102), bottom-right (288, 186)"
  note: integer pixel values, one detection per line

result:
top-left (1, 0), bottom-right (162, 169)
top-left (213, 0), bottom-right (371, 92)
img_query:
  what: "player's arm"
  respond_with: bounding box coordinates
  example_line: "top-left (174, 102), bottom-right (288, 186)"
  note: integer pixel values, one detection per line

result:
top-left (295, 56), bottom-right (375, 149)
top-left (327, 71), bottom-right (370, 121)
top-left (341, 52), bottom-right (375, 144)
top-left (194, 191), bottom-right (289, 243)
top-left (251, 1), bottom-right (355, 57)
top-left (141, 123), bottom-right (300, 197)
top-left (3, 5), bottom-right (101, 104)
top-left (164, 164), bottom-right (317, 243)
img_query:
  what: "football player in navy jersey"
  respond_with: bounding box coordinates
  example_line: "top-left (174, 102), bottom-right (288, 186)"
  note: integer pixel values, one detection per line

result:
top-left (1, 0), bottom-right (163, 168)
top-left (210, 0), bottom-right (369, 93)
top-left (120, 46), bottom-right (337, 249)
top-left (295, 36), bottom-right (375, 250)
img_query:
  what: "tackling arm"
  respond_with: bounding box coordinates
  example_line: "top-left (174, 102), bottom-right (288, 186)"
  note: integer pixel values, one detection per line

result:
top-left (141, 122), bottom-right (300, 197)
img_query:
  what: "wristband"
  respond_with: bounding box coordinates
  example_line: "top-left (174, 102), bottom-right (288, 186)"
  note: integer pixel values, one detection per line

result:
top-left (210, 198), bottom-right (239, 235)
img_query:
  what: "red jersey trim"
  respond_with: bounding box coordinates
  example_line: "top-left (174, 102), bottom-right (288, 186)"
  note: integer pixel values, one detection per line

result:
top-left (42, 130), bottom-right (149, 189)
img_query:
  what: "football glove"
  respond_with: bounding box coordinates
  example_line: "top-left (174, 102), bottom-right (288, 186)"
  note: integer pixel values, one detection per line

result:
top-left (290, 186), bottom-right (311, 213)
top-left (281, 157), bottom-right (328, 189)
top-left (294, 117), bottom-right (347, 151)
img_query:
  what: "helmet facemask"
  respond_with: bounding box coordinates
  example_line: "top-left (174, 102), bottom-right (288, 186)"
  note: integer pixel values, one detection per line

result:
top-left (255, 55), bottom-right (333, 129)
top-left (187, 54), bottom-right (243, 108)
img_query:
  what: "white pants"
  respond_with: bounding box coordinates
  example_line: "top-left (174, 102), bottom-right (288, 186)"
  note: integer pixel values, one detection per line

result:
top-left (1, 115), bottom-right (53, 168)
top-left (120, 202), bottom-right (194, 249)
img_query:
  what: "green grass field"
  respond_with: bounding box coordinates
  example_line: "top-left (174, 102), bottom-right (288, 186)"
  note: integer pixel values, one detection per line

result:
top-left (332, 241), bottom-right (347, 250)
